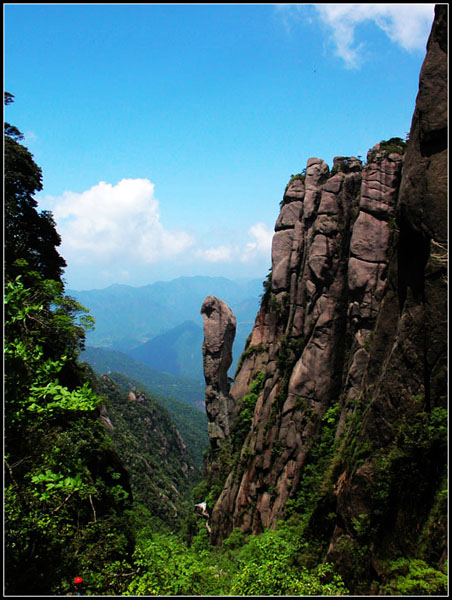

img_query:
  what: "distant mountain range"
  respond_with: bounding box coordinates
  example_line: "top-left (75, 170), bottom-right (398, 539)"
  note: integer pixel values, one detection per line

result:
top-left (81, 345), bottom-right (206, 410)
top-left (129, 320), bottom-right (205, 380)
top-left (70, 276), bottom-right (264, 380)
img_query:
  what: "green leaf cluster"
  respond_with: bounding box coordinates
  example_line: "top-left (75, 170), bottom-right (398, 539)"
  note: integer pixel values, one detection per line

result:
top-left (4, 264), bottom-right (134, 594)
top-left (125, 533), bottom-right (213, 596)
top-left (380, 558), bottom-right (447, 595)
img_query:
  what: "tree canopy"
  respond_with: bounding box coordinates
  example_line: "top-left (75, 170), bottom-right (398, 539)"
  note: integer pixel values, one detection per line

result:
top-left (4, 92), bottom-right (66, 284)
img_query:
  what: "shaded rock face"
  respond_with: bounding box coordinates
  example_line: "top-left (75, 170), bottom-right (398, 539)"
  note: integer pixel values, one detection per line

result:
top-left (204, 7), bottom-right (447, 582)
top-left (328, 3), bottom-right (448, 573)
top-left (201, 296), bottom-right (237, 448)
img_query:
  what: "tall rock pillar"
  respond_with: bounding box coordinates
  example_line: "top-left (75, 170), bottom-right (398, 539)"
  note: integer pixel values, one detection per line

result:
top-left (201, 296), bottom-right (237, 448)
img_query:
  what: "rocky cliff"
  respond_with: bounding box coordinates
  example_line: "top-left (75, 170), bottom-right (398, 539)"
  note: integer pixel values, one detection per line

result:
top-left (202, 5), bottom-right (447, 592)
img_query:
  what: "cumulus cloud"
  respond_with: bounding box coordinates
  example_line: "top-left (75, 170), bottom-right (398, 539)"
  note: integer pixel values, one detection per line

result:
top-left (197, 245), bottom-right (234, 263)
top-left (45, 178), bottom-right (194, 266)
top-left (241, 222), bottom-right (274, 263)
top-left (195, 222), bottom-right (273, 265)
top-left (315, 4), bottom-right (435, 68)
top-left (279, 4), bottom-right (435, 69)
top-left (42, 179), bottom-right (275, 288)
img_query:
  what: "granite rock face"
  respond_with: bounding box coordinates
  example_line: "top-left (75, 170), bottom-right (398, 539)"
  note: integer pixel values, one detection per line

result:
top-left (210, 146), bottom-right (404, 539)
top-left (203, 7), bottom-right (447, 586)
top-left (201, 296), bottom-right (237, 448)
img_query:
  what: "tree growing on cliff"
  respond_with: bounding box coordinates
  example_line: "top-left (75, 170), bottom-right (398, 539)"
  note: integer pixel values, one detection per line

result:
top-left (4, 92), bottom-right (66, 284)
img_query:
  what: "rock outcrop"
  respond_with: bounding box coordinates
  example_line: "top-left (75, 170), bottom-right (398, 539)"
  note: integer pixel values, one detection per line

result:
top-left (202, 5), bottom-right (447, 592)
top-left (209, 144), bottom-right (405, 540)
top-left (201, 296), bottom-right (237, 448)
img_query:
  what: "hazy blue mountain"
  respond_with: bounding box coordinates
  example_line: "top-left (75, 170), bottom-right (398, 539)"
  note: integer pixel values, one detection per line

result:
top-left (69, 275), bottom-right (263, 376)
top-left (81, 346), bottom-right (205, 410)
top-left (68, 276), bottom-right (263, 348)
top-left (127, 317), bottom-right (251, 381)
top-left (129, 320), bottom-right (204, 380)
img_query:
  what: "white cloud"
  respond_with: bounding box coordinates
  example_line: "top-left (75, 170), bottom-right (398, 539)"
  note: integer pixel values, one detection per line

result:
top-left (197, 245), bottom-right (233, 263)
top-left (41, 180), bottom-right (274, 286)
top-left (279, 4), bottom-right (435, 69)
top-left (194, 222), bottom-right (273, 265)
top-left (241, 222), bottom-right (274, 263)
top-left (44, 178), bottom-right (194, 266)
top-left (315, 4), bottom-right (435, 68)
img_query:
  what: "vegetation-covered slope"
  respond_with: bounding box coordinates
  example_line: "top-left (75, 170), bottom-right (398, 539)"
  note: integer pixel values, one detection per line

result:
top-left (82, 344), bottom-right (205, 409)
top-left (81, 346), bottom-right (209, 468)
top-left (95, 373), bottom-right (198, 531)
top-left (107, 371), bottom-right (207, 472)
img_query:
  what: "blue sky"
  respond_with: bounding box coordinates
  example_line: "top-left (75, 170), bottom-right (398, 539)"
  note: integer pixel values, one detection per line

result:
top-left (5, 3), bottom-right (435, 290)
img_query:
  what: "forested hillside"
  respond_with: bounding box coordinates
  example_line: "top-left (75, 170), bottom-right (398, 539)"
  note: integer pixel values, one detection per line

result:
top-left (81, 346), bottom-right (209, 468)
top-left (94, 373), bottom-right (198, 530)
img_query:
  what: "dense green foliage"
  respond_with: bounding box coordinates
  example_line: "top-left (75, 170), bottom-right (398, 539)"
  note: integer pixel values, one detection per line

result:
top-left (95, 372), bottom-right (198, 530)
top-left (119, 522), bottom-right (350, 596)
top-left (380, 558), bottom-right (448, 595)
top-left (4, 93), bottom-right (66, 284)
top-left (4, 273), bottom-right (135, 595)
top-left (4, 98), bottom-right (135, 594)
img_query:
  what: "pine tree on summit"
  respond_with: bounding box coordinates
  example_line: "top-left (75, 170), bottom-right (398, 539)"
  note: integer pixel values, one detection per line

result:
top-left (4, 92), bottom-right (66, 285)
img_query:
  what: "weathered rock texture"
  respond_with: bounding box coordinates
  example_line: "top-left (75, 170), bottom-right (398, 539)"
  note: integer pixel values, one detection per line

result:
top-left (210, 145), bottom-right (405, 538)
top-left (203, 6), bottom-right (447, 592)
top-left (201, 296), bottom-right (237, 447)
